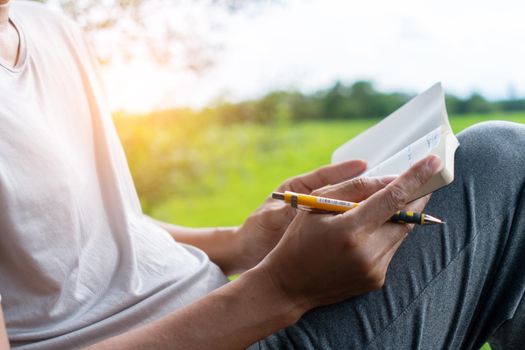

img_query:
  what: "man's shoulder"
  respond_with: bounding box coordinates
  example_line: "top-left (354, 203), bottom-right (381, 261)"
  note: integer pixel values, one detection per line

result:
top-left (13, 1), bottom-right (65, 21)
top-left (12, 1), bottom-right (82, 38)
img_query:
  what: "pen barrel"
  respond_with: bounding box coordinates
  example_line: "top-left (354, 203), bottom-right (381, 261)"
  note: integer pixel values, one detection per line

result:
top-left (389, 211), bottom-right (424, 225)
top-left (284, 191), bottom-right (358, 212)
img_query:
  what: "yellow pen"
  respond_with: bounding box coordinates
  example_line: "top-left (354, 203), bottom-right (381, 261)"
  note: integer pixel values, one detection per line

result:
top-left (271, 191), bottom-right (444, 225)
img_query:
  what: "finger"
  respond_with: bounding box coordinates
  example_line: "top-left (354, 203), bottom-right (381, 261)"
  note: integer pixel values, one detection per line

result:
top-left (368, 194), bottom-right (431, 254)
top-left (311, 175), bottom-right (398, 203)
top-left (279, 160), bottom-right (367, 193)
top-left (353, 154), bottom-right (442, 230)
top-left (380, 195), bottom-right (434, 263)
top-left (256, 201), bottom-right (297, 230)
top-left (372, 222), bottom-right (413, 256)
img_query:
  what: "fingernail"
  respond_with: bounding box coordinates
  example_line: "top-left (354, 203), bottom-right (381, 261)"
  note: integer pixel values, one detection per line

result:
top-left (427, 156), bottom-right (442, 173)
top-left (356, 160), bottom-right (367, 170)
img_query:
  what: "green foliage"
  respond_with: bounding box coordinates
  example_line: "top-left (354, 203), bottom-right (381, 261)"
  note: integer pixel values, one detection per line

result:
top-left (37, 0), bottom-right (275, 69)
top-left (199, 81), bottom-right (525, 124)
top-left (321, 81), bottom-right (409, 120)
top-left (464, 93), bottom-right (494, 113)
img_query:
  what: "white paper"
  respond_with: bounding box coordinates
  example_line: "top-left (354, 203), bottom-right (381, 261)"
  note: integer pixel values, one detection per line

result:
top-left (332, 82), bottom-right (451, 170)
top-left (331, 83), bottom-right (459, 199)
top-left (362, 126), bottom-right (442, 177)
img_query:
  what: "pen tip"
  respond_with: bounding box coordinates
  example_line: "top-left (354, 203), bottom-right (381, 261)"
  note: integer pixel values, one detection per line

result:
top-left (423, 214), bottom-right (445, 225)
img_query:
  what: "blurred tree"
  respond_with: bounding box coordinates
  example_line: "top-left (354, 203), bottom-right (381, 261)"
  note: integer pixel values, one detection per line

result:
top-left (464, 93), bottom-right (494, 113)
top-left (322, 80), bottom-right (349, 119)
top-left (445, 94), bottom-right (466, 114)
top-left (38, 0), bottom-right (278, 72)
top-left (321, 81), bottom-right (409, 120)
top-left (288, 92), bottom-right (322, 122)
top-left (347, 80), bottom-right (379, 117)
top-left (497, 98), bottom-right (525, 112)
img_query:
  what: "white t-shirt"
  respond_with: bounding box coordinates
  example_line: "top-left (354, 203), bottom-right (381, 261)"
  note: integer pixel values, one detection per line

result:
top-left (0, 2), bottom-right (228, 349)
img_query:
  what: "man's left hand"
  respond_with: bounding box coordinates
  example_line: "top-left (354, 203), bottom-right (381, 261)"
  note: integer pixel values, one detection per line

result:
top-left (231, 160), bottom-right (367, 273)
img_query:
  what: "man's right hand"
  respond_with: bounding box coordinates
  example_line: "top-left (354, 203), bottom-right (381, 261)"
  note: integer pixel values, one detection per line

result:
top-left (259, 154), bottom-right (442, 311)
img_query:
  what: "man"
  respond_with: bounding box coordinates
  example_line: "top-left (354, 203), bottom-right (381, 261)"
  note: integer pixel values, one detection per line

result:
top-left (1, 1), bottom-right (524, 349)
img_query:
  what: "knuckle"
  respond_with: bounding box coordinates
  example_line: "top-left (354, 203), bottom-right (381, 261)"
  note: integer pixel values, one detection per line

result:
top-left (414, 168), bottom-right (428, 186)
top-left (344, 232), bottom-right (362, 249)
top-left (351, 177), bottom-right (368, 193)
top-left (276, 204), bottom-right (293, 216)
top-left (385, 185), bottom-right (408, 210)
top-left (260, 209), bottom-right (273, 223)
top-left (260, 205), bottom-right (286, 223)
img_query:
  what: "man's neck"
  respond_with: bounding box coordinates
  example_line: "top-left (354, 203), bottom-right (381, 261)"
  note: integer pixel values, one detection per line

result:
top-left (0, 1), bottom-right (10, 31)
top-left (0, 0), bottom-right (19, 69)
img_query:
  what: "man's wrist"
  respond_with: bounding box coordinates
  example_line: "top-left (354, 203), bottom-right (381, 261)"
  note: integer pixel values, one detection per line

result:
top-left (87, 259), bottom-right (310, 349)
top-left (225, 264), bottom-right (309, 340)
top-left (247, 263), bottom-right (311, 325)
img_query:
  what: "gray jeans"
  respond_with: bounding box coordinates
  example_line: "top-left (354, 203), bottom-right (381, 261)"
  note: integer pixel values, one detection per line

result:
top-left (252, 121), bottom-right (525, 350)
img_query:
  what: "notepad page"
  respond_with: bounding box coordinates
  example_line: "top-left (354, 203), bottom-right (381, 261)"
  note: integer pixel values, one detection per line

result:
top-left (362, 126), bottom-right (444, 177)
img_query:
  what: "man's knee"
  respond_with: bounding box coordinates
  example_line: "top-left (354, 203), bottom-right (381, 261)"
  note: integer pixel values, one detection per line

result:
top-left (455, 121), bottom-right (525, 174)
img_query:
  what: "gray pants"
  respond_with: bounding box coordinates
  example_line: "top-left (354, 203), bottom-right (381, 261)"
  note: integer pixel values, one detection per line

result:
top-left (252, 121), bottom-right (525, 350)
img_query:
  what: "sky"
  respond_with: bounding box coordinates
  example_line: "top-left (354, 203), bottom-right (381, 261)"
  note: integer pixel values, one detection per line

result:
top-left (100, 0), bottom-right (525, 113)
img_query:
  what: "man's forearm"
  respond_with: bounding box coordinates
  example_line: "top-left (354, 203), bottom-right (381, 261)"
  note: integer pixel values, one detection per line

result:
top-left (146, 216), bottom-right (241, 275)
top-left (88, 266), bottom-right (307, 350)
top-left (0, 306), bottom-right (10, 350)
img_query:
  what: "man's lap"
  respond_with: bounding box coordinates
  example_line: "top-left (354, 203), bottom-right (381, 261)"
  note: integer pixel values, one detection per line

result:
top-left (253, 121), bottom-right (525, 349)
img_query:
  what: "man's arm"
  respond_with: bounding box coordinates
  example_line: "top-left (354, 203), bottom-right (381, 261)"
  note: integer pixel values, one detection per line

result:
top-left (0, 306), bottom-right (10, 350)
top-left (89, 155), bottom-right (441, 350)
top-left (149, 160), bottom-right (368, 275)
top-left (146, 219), bottom-right (242, 276)
top-left (88, 265), bottom-right (303, 350)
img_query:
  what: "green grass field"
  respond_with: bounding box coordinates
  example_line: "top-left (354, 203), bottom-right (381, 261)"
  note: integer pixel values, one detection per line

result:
top-left (148, 113), bottom-right (525, 228)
